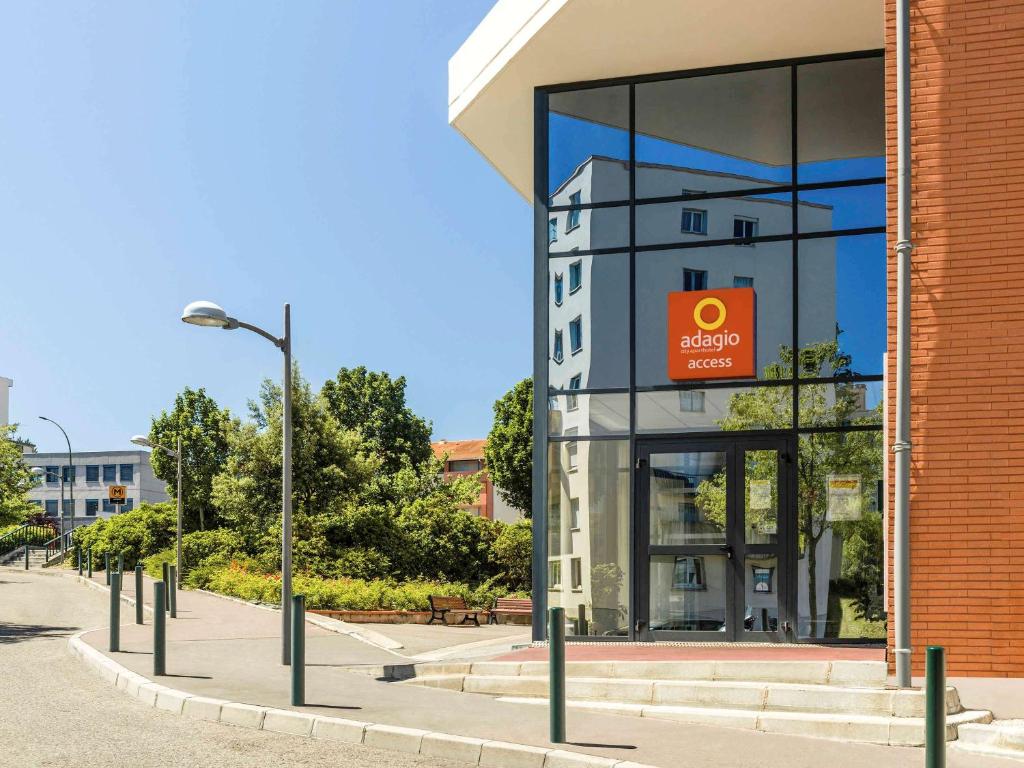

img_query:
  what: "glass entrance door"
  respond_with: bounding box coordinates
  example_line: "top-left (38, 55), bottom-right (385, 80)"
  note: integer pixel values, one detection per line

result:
top-left (637, 437), bottom-right (791, 641)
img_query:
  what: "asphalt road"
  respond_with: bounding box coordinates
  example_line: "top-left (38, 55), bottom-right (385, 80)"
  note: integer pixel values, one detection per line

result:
top-left (0, 568), bottom-right (459, 768)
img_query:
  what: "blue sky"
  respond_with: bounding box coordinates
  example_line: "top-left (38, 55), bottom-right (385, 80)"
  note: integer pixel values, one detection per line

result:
top-left (1, 2), bottom-right (530, 452)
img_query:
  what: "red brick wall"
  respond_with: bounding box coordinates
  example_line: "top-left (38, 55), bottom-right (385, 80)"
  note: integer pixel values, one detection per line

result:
top-left (885, 0), bottom-right (1024, 676)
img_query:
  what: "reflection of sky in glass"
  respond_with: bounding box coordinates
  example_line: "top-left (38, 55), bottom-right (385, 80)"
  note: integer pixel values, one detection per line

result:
top-left (548, 113), bottom-right (627, 196)
top-left (636, 135), bottom-right (790, 187)
top-left (829, 234), bottom-right (887, 376)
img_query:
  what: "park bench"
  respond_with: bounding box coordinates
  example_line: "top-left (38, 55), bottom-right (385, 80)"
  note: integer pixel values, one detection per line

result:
top-left (489, 597), bottom-right (532, 624)
top-left (427, 595), bottom-right (484, 626)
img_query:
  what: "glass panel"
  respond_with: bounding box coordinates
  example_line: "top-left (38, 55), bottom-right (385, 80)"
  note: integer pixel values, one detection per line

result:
top-left (635, 242), bottom-right (792, 386)
top-left (549, 205), bottom-right (629, 254)
top-left (796, 431), bottom-right (885, 639)
top-left (649, 451), bottom-right (727, 545)
top-left (548, 392), bottom-right (629, 437)
top-left (797, 58), bottom-right (885, 183)
top-left (798, 184), bottom-right (885, 234)
top-left (745, 554), bottom-right (779, 632)
top-left (636, 67), bottom-right (791, 199)
top-left (650, 554), bottom-right (728, 632)
top-left (549, 86), bottom-right (630, 204)
top-left (636, 386), bottom-right (792, 433)
top-left (744, 450), bottom-right (778, 545)
top-left (549, 253), bottom-right (629, 389)
top-left (636, 192), bottom-right (792, 247)
top-left (799, 382), bottom-right (883, 427)
top-left (798, 234), bottom-right (886, 377)
top-left (547, 439), bottom-right (630, 637)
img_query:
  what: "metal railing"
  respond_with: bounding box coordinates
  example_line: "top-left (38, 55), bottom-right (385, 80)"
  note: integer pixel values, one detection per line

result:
top-left (43, 531), bottom-right (75, 563)
top-left (0, 524), bottom-right (57, 560)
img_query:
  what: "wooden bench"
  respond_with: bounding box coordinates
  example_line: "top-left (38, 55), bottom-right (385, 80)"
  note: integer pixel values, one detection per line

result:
top-left (427, 595), bottom-right (484, 626)
top-left (489, 597), bottom-right (533, 625)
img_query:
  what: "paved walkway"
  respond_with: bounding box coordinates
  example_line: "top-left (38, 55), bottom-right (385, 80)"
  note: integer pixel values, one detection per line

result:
top-left (497, 644), bottom-right (885, 662)
top-left (56, 567), bottom-right (1017, 768)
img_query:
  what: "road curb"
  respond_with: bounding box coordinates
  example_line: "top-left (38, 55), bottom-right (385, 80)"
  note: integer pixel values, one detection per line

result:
top-left (67, 631), bottom-right (654, 768)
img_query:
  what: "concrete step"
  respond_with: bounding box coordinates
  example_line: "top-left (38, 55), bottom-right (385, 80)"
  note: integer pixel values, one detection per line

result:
top-left (496, 695), bottom-right (992, 747)
top-left (953, 720), bottom-right (1024, 760)
top-left (406, 673), bottom-right (962, 718)
top-left (414, 659), bottom-right (889, 688)
top-left (0, 547), bottom-right (49, 566)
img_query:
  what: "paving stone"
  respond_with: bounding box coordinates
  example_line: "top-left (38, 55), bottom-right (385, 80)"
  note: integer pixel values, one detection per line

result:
top-left (421, 732), bottom-right (486, 763)
top-left (181, 696), bottom-right (225, 722)
top-left (263, 708), bottom-right (316, 736)
top-left (311, 716), bottom-right (369, 744)
top-left (363, 724), bottom-right (429, 754)
top-left (480, 741), bottom-right (549, 768)
top-left (219, 702), bottom-right (267, 729)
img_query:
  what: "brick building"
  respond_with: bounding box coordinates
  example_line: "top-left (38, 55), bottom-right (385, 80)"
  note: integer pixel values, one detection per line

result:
top-left (432, 439), bottom-right (520, 523)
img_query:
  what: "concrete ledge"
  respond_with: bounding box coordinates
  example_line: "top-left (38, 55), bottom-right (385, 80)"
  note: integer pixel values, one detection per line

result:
top-left (364, 723), bottom-right (429, 753)
top-left (264, 708), bottom-right (316, 736)
top-left (480, 740), bottom-right (550, 768)
top-left (219, 702), bottom-right (267, 730)
top-left (422, 732), bottom-right (486, 763)
top-left (312, 716), bottom-right (368, 744)
top-left (155, 688), bottom-right (192, 714)
top-left (182, 696), bottom-right (224, 722)
top-left (544, 750), bottom-right (620, 767)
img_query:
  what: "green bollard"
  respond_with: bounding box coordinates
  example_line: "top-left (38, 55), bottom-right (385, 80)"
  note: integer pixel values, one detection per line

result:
top-left (24, 543), bottom-right (29, 570)
top-left (109, 572), bottom-right (121, 652)
top-left (117, 552), bottom-right (124, 574)
top-left (548, 606), bottom-right (566, 744)
top-left (135, 565), bottom-right (144, 624)
top-left (169, 565), bottom-right (177, 618)
top-left (153, 582), bottom-right (166, 676)
top-left (104, 553), bottom-right (111, 585)
top-left (77, 545), bottom-right (83, 576)
top-left (291, 594), bottom-right (305, 706)
top-left (926, 646), bottom-right (947, 768)
top-left (87, 549), bottom-right (93, 578)
top-left (162, 562), bottom-right (170, 611)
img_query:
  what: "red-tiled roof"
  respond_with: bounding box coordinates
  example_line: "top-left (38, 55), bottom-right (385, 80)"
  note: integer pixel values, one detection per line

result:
top-left (431, 439), bottom-right (487, 462)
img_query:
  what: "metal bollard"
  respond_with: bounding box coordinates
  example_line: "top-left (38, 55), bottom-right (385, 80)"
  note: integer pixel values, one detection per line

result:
top-left (153, 582), bottom-right (166, 676)
top-left (135, 565), bottom-right (144, 624)
top-left (117, 552), bottom-right (124, 574)
top-left (77, 545), bottom-right (83, 576)
top-left (87, 549), bottom-right (93, 578)
top-left (926, 646), bottom-right (947, 768)
top-left (104, 553), bottom-right (111, 585)
top-left (291, 594), bottom-right (305, 706)
top-left (548, 606), bottom-right (566, 744)
top-left (24, 543), bottom-right (29, 570)
top-left (109, 572), bottom-right (121, 652)
top-left (169, 565), bottom-right (177, 618)
top-left (162, 562), bottom-right (170, 611)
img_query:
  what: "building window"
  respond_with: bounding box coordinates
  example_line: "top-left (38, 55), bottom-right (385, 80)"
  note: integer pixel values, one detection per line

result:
top-left (683, 268), bottom-right (707, 292)
top-left (681, 208), bottom-right (707, 235)
top-left (120, 464), bottom-right (134, 483)
top-left (566, 191), bottom-right (581, 231)
top-left (62, 465), bottom-right (76, 483)
top-left (45, 499), bottom-right (58, 517)
top-left (570, 497), bottom-right (580, 530)
top-left (45, 466), bottom-right (59, 483)
top-left (568, 260), bottom-right (582, 293)
top-left (567, 374), bottom-right (581, 411)
top-left (733, 217), bottom-right (758, 242)
top-left (102, 465), bottom-right (116, 483)
top-left (571, 557), bottom-right (583, 591)
top-left (678, 390), bottom-right (706, 413)
top-left (548, 559), bottom-right (562, 589)
top-left (566, 442), bottom-right (578, 473)
top-left (102, 499), bottom-right (115, 514)
top-left (569, 316), bottom-right (583, 354)
top-left (672, 556), bottom-right (706, 591)
top-left (553, 330), bottom-right (564, 363)
top-left (85, 499), bottom-right (99, 517)
top-left (733, 275), bottom-right (754, 288)
top-left (549, 217), bottom-right (558, 243)
top-left (449, 459), bottom-right (482, 473)
top-left (62, 499), bottom-right (75, 515)
top-left (123, 498), bottom-right (134, 512)
top-left (553, 273), bottom-right (564, 305)
top-left (86, 465), bottom-right (99, 482)
top-left (752, 566), bottom-right (774, 593)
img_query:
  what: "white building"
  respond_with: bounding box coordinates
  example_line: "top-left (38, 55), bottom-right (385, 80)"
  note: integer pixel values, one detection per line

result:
top-left (0, 376), bottom-right (12, 426)
top-left (24, 450), bottom-right (169, 524)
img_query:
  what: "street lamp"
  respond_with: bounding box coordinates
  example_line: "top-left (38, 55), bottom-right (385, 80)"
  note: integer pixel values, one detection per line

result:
top-left (131, 435), bottom-right (183, 587)
top-left (181, 300), bottom-right (293, 665)
top-left (39, 416), bottom-right (74, 551)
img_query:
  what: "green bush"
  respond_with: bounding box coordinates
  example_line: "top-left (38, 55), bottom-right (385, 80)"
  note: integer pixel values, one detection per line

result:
top-left (181, 528), bottom-right (244, 571)
top-left (492, 519), bottom-right (532, 591)
top-left (72, 503), bottom-right (175, 569)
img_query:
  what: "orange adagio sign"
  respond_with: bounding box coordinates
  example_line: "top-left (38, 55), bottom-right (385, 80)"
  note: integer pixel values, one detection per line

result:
top-left (667, 287), bottom-right (756, 380)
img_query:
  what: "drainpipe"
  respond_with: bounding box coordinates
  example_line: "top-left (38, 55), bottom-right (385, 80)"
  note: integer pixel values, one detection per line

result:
top-left (893, 0), bottom-right (914, 689)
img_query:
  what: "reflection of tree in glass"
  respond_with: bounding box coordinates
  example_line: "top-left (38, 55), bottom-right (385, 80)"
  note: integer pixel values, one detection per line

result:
top-left (694, 340), bottom-right (883, 637)
top-left (590, 562), bottom-right (626, 634)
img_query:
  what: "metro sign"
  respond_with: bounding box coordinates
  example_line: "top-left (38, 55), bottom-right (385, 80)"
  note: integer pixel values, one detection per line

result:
top-left (667, 287), bottom-right (756, 380)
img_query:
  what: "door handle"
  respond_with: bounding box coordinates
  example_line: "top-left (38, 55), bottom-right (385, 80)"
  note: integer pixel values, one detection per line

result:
top-left (719, 545), bottom-right (733, 560)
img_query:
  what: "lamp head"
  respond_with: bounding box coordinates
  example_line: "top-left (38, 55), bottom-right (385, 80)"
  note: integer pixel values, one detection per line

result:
top-left (31, 466), bottom-right (45, 476)
top-left (181, 300), bottom-right (232, 328)
top-left (130, 435), bottom-right (153, 449)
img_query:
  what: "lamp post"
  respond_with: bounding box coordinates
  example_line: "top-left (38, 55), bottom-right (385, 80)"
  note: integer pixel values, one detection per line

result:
top-left (131, 435), bottom-right (183, 587)
top-left (181, 300), bottom-right (292, 665)
top-left (39, 416), bottom-right (74, 550)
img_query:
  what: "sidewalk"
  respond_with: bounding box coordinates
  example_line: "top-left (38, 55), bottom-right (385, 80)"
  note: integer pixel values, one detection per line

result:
top-left (73, 570), bottom-right (1014, 768)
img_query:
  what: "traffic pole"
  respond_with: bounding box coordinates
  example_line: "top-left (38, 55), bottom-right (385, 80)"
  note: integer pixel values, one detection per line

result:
top-left (135, 565), bottom-right (144, 624)
top-left (168, 565), bottom-right (177, 618)
top-left (109, 572), bottom-right (121, 652)
top-left (548, 606), bottom-right (566, 744)
top-left (291, 594), bottom-right (305, 706)
top-left (926, 646), bottom-right (947, 768)
top-left (153, 582), bottom-right (166, 676)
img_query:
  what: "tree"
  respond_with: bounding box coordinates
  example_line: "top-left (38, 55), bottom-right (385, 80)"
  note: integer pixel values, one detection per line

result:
top-left (320, 367), bottom-right (432, 475)
top-left (149, 388), bottom-right (233, 531)
top-left (485, 377), bottom-right (533, 516)
top-left (0, 425), bottom-right (36, 526)
top-left (492, 519), bottom-right (532, 591)
top-left (694, 341), bottom-right (883, 637)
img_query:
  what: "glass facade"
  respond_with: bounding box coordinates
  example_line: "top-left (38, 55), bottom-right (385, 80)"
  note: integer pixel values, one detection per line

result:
top-left (540, 52), bottom-right (885, 642)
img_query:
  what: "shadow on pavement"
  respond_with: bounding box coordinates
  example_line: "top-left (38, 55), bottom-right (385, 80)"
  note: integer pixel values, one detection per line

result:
top-left (0, 621), bottom-right (80, 644)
